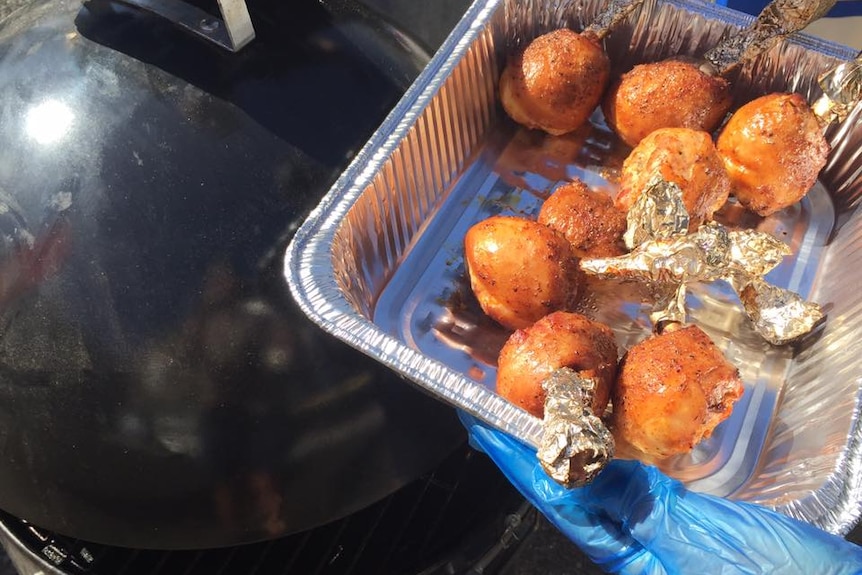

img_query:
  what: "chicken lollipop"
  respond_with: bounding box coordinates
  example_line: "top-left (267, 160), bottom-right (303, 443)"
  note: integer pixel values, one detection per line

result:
top-left (496, 311), bottom-right (619, 419)
top-left (602, 0), bottom-right (836, 147)
top-left (617, 127), bottom-right (731, 230)
top-left (716, 92), bottom-right (829, 217)
top-left (717, 52), bottom-right (862, 216)
top-left (500, 29), bottom-right (609, 136)
top-left (499, 0), bottom-right (645, 135)
top-left (603, 58), bottom-right (732, 148)
top-left (464, 216), bottom-right (582, 331)
top-left (538, 180), bottom-right (627, 258)
top-left (612, 324), bottom-right (744, 459)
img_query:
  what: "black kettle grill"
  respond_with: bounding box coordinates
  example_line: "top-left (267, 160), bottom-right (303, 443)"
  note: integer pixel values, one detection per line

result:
top-left (0, 0), bottom-right (491, 552)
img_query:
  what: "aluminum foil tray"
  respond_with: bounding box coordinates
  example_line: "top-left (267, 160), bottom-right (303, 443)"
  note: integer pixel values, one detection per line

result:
top-left (286, 0), bottom-right (862, 534)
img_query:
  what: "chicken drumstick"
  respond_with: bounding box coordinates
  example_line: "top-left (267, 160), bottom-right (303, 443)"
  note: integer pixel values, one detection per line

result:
top-left (612, 323), bottom-right (744, 459)
top-left (499, 0), bottom-right (645, 135)
top-left (603, 0), bottom-right (837, 147)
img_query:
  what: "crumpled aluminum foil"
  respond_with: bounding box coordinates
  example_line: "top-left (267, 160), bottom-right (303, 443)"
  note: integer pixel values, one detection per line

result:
top-left (538, 368), bottom-right (614, 488)
top-left (581, 178), bottom-right (824, 345)
top-left (623, 176), bottom-right (689, 250)
top-left (736, 277), bottom-right (824, 345)
top-left (812, 52), bottom-right (862, 126)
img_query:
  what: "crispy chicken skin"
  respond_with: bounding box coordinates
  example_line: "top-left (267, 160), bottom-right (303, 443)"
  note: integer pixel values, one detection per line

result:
top-left (499, 28), bottom-right (610, 136)
top-left (716, 92), bottom-right (830, 217)
top-left (618, 127), bottom-right (731, 230)
top-left (538, 180), bottom-right (627, 258)
top-left (497, 311), bottom-right (619, 419)
top-left (464, 216), bottom-right (582, 331)
top-left (602, 59), bottom-right (733, 147)
top-left (612, 324), bottom-right (743, 459)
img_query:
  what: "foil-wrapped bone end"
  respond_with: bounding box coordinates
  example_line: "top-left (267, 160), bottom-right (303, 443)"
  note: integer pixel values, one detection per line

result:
top-left (624, 176), bottom-right (689, 250)
top-left (583, 224), bottom-right (730, 285)
top-left (582, 177), bottom-right (824, 344)
top-left (812, 54), bottom-right (862, 126)
top-left (738, 277), bottom-right (825, 345)
top-left (538, 368), bottom-right (614, 488)
top-left (727, 228), bottom-right (791, 276)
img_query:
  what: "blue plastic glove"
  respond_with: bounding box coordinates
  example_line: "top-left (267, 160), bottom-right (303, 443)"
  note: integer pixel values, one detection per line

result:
top-left (459, 412), bottom-right (862, 575)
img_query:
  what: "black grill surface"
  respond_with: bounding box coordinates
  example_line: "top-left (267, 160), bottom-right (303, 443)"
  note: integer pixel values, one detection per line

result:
top-left (3, 444), bottom-right (533, 575)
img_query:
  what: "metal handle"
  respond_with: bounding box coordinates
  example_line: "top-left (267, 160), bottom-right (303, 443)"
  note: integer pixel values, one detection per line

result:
top-left (107, 0), bottom-right (255, 52)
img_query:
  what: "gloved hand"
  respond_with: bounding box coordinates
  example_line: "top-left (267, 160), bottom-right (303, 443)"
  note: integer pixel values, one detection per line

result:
top-left (459, 412), bottom-right (862, 575)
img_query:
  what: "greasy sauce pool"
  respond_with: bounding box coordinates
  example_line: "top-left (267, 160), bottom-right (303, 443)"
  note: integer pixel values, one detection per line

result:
top-left (374, 109), bottom-right (834, 494)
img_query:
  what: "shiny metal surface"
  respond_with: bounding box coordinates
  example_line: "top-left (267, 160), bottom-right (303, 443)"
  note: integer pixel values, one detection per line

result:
top-left (287, 0), bottom-right (862, 535)
top-left (538, 369), bottom-right (614, 488)
top-left (581, 178), bottom-right (825, 345)
top-left (0, 0), bottom-right (465, 549)
top-left (813, 50), bottom-right (862, 123)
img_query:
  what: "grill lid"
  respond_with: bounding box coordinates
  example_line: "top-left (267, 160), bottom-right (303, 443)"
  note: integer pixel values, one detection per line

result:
top-left (0, 0), bottom-right (465, 549)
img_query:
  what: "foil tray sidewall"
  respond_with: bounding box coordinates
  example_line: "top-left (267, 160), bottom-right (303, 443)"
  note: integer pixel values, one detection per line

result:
top-left (286, 0), bottom-right (862, 535)
top-left (285, 0), bottom-right (546, 447)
